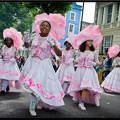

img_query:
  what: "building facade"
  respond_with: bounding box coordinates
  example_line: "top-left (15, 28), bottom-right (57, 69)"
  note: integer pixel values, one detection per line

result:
top-left (59, 3), bottom-right (82, 47)
top-left (94, 2), bottom-right (120, 55)
top-left (81, 21), bottom-right (92, 30)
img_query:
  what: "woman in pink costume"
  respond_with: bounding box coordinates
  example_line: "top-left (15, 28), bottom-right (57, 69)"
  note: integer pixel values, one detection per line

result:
top-left (67, 25), bottom-right (103, 110)
top-left (20, 13), bottom-right (66, 116)
top-left (101, 44), bottom-right (120, 93)
top-left (0, 27), bottom-right (23, 95)
top-left (56, 32), bottom-right (76, 95)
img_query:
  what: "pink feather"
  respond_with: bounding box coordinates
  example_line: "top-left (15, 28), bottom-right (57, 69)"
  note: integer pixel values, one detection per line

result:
top-left (3, 27), bottom-right (23, 49)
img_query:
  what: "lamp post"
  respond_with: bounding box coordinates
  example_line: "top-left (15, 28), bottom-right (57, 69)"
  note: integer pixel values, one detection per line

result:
top-left (80, 2), bottom-right (84, 31)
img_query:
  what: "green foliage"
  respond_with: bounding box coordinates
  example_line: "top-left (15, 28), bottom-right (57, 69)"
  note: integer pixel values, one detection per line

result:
top-left (0, 2), bottom-right (74, 41)
top-left (0, 2), bottom-right (34, 40)
top-left (22, 2), bottom-right (74, 16)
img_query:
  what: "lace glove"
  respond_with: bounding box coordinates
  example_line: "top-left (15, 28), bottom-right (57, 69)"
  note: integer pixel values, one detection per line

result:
top-left (88, 61), bottom-right (96, 67)
top-left (10, 58), bottom-right (16, 63)
top-left (46, 36), bottom-right (55, 47)
top-left (24, 34), bottom-right (30, 42)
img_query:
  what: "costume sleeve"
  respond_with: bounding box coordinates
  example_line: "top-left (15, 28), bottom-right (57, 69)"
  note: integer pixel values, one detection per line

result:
top-left (75, 54), bottom-right (81, 63)
top-left (1, 45), bottom-right (5, 56)
top-left (112, 58), bottom-right (117, 67)
top-left (63, 49), bottom-right (73, 65)
top-left (74, 51), bottom-right (80, 63)
top-left (93, 51), bottom-right (100, 63)
top-left (112, 57), bottom-right (120, 67)
top-left (13, 47), bottom-right (19, 58)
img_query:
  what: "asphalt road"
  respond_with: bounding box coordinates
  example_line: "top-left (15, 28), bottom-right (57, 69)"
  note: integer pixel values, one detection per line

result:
top-left (0, 88), bottom-right (120, 118)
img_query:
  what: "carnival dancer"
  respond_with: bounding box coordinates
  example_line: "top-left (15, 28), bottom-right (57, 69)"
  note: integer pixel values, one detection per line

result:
top-left (67, 25), bottom-right (103, 110)
top-left (101, 44), bottom-right (120, 93)
top-left (56, 32), bottom-right (76, 95)
top-left (0, 27), bottom-right (23, 95)
top-left (20, 13), bottom-right (66, 116)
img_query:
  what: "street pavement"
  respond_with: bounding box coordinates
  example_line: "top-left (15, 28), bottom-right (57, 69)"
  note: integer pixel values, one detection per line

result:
top-left (0, 87), bottom-right (120, 118)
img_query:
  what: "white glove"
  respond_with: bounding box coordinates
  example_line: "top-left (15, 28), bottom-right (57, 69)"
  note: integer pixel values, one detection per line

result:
top-left (24, 34), bottom-right (30, 42)
top-left (88, 61), bottom-right (96, 67)
top-left (47, 36), bottom-right (55, 47)
top-left (10, 58), bottom-right (16, 63)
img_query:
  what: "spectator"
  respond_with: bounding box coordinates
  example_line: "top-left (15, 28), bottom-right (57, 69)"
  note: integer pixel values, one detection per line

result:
top-left (103, 49), bottom-right (112, 78)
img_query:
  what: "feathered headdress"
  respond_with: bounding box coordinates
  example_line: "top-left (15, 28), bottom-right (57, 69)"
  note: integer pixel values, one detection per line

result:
top-left (34, 13), bottom-right (66, 41)
top-left (74, 24), bottom-right (103, 49)
top-left (64, 32), bottom-right (77, 49)
top-left (108, 44), bottom-right (120, 58)
top-left (3, 27), bottom-right (23, 49)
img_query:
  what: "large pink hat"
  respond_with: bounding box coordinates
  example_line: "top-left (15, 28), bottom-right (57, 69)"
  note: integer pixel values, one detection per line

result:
top-left (108, 44), bottom-right (120, 58)
top-left (3, 27), bottom-right (23, 49)
top-left (64, 32), bottom-right (77, 49)
top-left (74, 24), bottom-right (103, 49)
top-left (34, 13), bottom-right (66, 41)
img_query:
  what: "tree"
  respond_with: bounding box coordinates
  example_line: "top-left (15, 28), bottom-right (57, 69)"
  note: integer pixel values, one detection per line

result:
top-left (0, 2), bottom-right (34, 39)
top-left (22, 2), bottom-right (74, 16)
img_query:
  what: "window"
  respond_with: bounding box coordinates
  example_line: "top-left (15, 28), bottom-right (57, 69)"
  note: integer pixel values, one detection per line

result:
top-left (69, 23), bottom-right (75, 33)
top-left (107, 5), bottom-right (113, 23)
top-left (116, 3), bottom-right (120, 21)
top-left (70, 11), bottom-right (76, 21)
top-left (101, 7), bottom-right (104, 24)
top-left (99, 36), bottom-right (113, 54)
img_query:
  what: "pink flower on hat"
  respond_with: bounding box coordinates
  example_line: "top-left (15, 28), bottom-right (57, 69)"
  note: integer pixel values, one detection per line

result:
top-left (74, 24), bottom-right (103, 49)
top-left (3, 27), bottom-right (23, 49)
top-left (34, 13), bottom-right (66, 41)
top-left (108, 44), bottom-right (120, 58)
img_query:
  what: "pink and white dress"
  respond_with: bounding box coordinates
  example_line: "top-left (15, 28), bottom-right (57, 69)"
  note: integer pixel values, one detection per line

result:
top-left (67, 50), bottom-right (103, 106)
top-left (0, 45), bottom-right (21, 90)
top-left (101, 57), bottom-right (120, 93)
top-left (20, 35), bottom-right (65, 108)
top-left (56, 49), bottom-right (75, 93)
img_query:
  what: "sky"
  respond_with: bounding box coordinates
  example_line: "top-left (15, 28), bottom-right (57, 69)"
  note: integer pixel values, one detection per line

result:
top-left (76, 2), bottom-right (96, 23)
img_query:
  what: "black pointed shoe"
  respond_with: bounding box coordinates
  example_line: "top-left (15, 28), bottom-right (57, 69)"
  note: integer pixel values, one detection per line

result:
top-left (6, 86), bottom-right (10, 92)
top-left (0, 90), bottom-right (6, 96)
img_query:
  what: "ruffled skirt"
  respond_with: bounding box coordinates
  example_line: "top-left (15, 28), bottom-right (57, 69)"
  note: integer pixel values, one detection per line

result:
top-left (20, 56), bottom-right (65, 108)
top-left (67, 67), bottom-right (103, 105)
top-left (0, 59), bottom-right (21, 90)
top-left (101, 67), bottom-right (120, 93)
